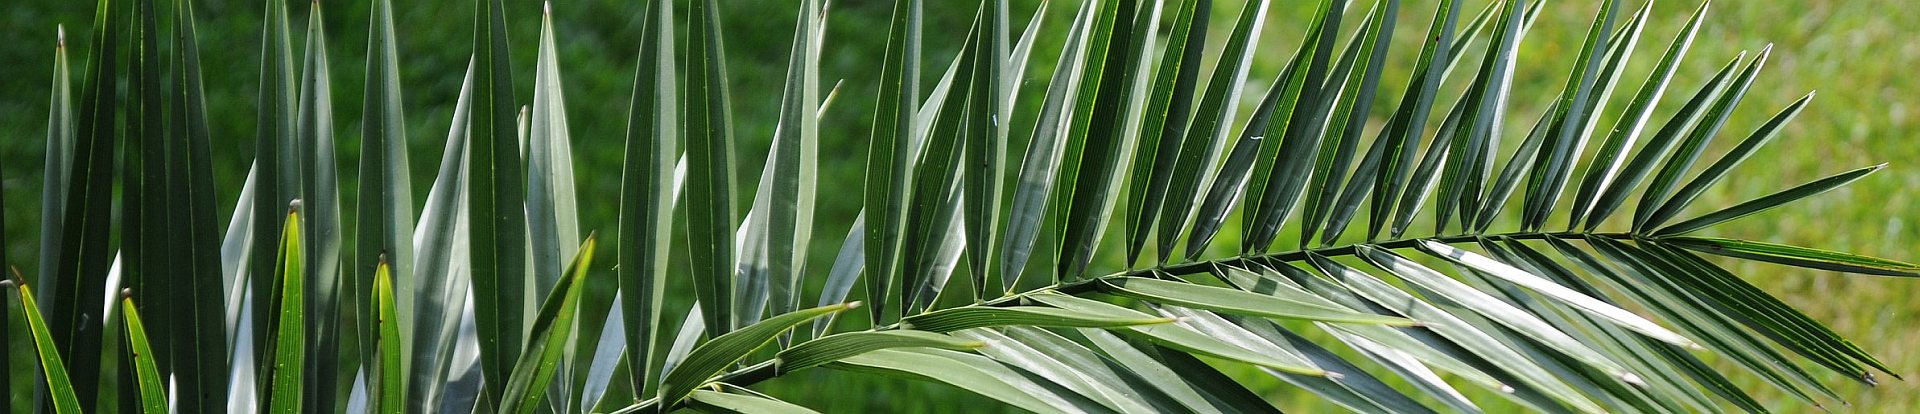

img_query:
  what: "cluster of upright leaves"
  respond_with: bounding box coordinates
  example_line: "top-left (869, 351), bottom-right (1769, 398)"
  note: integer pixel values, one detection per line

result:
top-left (10, 0), bottom-right (1920, 413)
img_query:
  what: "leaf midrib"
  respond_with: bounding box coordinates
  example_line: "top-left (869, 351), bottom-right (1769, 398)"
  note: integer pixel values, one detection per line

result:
top-left (610, 230), bottom-right (1644, 412)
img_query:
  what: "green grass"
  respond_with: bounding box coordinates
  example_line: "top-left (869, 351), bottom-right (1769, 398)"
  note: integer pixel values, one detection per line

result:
top-left (3, 0), bottom-right (1916, 411)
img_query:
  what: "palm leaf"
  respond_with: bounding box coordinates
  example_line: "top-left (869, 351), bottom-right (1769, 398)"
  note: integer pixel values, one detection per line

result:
top-left (162, 1), bottom-right (233, 410)
top-left (371, 259), bottom-right (404, 414)
top-left (1656, 164), bottom-right (1884, 236)
top-left (356, 1), bottom-right (416, 376)
top-left (963, 0), bottom-right (1017, 301)
top-left (1056, 0), bottom-right (1161, 279)
top-left (119, 294), bottom-right (167, 414)
top-left (1515, 0), bottom-right (1623, 230)
top-left (1641, 93), bottom-right (1812, 231)
top-left (901, 302), bottom-right (1172, 333)
top-left (775, 330), bottom-right (985, 373)
top-left (1241, 0), bottom-right (1344, 254)
top-left (603, 1), bottom-right (1912, 409)
top-left (686, 388), bottom-right (821, 414)
top-left (902, 14), bottom-right (981, 312)
top-left (1632, 47), bottom-right (1774, 232)
top-left (865, 0), bottom-right (924, 324)
top-left (1359, 0), bottom-right (1463, 241)
top-left (1584, 53), bottom-right (1746, 230)
top-left (470, 0), bottom-right (530, 399)
top-left (524, 7), bottom-right (598, 410)
top-left (292, 6), bottom-right (349, 411)
top-left (1667, 237), bottom-right (1920, 277)
top-left (687, 0), bottom-right (740, 334)
top-left (958, 327), bottom-right (1186, 413)
top-left (123, 0), bottom-right (174, 403)
top-left (1124, 0), bottom-right (1207, 266)
top-left (618, 0), bottom-right (678, 398)
top-left (37, 25), bottom-right (73, 312)
top-left (825, 348), bottom-right (1103, 414)
top-left (499, 237), bottom-right (598, 414)
top-left (243, 4), bottom-right (301, 395)
top-left (407, 60), bottom-right (478, 413)
top-left (527, 2), bottom-right (583, 315)
top-left (1002, 0), bottom-right (1097, 292)
top-left (8, 278), bottom-right (84, 413)
top-left (1158, 0), bottom-right (1270, 260)
top-left (262, 207), bottom-right (307, 412)
top-left (1569, 1), bottom-right (1712, 229)
top-left (658, 303), bottom-right (853, 406)
top-left (1299, 0), bottom-right (1398, 247)
top-left (15, 2), bottom-right (1920, 413)
top-left (1079, 328), bottom-right (1281, 414)
top-left (48, 0), bottom-right (127, 406)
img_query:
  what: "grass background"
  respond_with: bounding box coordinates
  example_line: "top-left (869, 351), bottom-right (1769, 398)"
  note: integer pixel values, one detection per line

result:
top-left (1, 0), bottom-right (1915, 411)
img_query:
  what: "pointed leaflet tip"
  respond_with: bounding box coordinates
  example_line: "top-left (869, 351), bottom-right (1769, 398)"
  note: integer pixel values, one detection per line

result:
top-left (121, 288), bottom-right (133, 300)
top-left (289, 198), bottom-right (305, 212)
top-left (544, 1), bottom-right (551, 17)
top-left (57, 24), bottom-right (65, 47)
top-left (1621, 373), bottom-right (1645, 386)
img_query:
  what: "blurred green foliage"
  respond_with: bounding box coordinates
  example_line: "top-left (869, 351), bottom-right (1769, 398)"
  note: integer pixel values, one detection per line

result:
top-left (2, 0), bottom-right (1915, 411)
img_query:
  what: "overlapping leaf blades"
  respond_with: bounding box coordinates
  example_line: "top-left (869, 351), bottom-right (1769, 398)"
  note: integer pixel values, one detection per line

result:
top-left (8, 0), bottom-right (1916, 413)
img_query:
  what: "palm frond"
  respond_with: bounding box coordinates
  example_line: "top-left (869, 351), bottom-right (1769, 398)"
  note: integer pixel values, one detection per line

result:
top-left (11, 0), bottom-right (1916, 413)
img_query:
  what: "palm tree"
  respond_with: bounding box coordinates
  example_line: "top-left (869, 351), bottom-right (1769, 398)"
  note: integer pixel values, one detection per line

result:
top-left (6, 0), bottom-right (1914, 412)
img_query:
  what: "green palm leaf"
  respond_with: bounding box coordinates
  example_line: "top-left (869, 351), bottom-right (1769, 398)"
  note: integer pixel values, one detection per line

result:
top-left (49, 0), bottom-right (127, 406)
top-left (370, 259), bottom-right (404, 414)
top-left (686, 0), bottom-right (740, 334)
top-left (687, 388), bottom-right (821, 414)
top-left (775, 330), bottom-right (984, 373)
top-left (13, 2), bottom-right (1920, 413)
top-left (499, 237), bottom-right (598, 414)
top-left (7, 278), bottom-right (84, 414)
top-left (659, 303), bottom-right (853, 406)
top-left (355, 1), bottom-right (416, 368)
top-left (618, 0), bottom-right (678, 398)
top-left (263, 206), bottom-right (307, 412)
top-left (1241, 0), bottom-right (1344, 255)
top-left (163, 1), bottom-right (232, 410)
top-left (119, 294), bottom-right (167, 414)
top-left (825, 348), bottom-right (1104, 414)
top-left (407, 60), bottom-right (478, 412)
top-left (1159, 0), bottom-right (1268, 260)
top-left (470, 0), bottom-right (530, 399)
top-left (1002, 0), bottom-right (1097, 292)
top-left (292, 6), bottom-right (349, 411)
top-left (865, 0), bottom-right (924, 324)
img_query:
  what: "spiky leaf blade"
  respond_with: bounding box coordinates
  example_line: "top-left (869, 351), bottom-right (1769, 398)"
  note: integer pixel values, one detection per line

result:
top-left (619, 0), bottom-right (679, 397)
top-left (470, 0), bottom-right (529, 399)
top-left (500, 237), bottom-right (598, 414)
